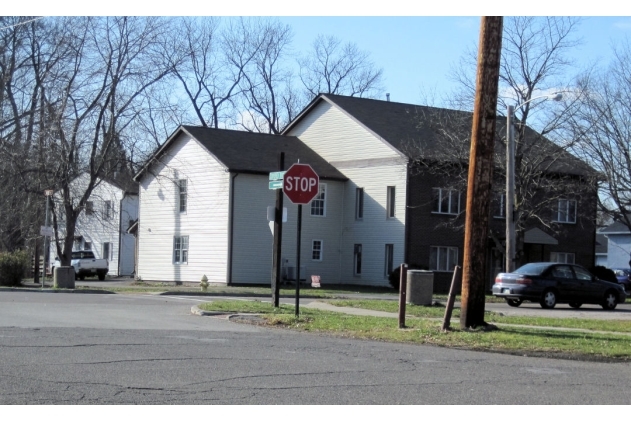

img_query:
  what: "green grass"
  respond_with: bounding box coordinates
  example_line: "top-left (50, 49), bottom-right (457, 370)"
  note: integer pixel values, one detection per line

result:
top-left (198, 299), bottom-right (631, 360)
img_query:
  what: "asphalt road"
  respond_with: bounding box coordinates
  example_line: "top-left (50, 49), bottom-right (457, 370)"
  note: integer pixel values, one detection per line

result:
top-left (1, 290), bottom-right (631, 404)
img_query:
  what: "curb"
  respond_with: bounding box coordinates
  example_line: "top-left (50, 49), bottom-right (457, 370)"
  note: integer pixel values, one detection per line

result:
top-left (0, 287), bottom-right (114, 294)
top-left (190, 305), bottom-right (235, 317)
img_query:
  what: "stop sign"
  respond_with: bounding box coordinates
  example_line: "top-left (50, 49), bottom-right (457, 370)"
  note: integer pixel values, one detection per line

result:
top-left (283, 163), bottom-right (319, 205)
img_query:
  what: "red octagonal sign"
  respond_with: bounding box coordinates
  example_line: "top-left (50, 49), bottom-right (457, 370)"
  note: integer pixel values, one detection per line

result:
top-left (283, 163), bottom-right (319, 205)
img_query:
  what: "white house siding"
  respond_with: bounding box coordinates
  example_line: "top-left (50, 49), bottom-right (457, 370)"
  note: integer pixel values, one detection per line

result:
top-left (231, 174), bottom-right (346, 285)
top-left (286, 101), bottom-right (408, 287)
top-left (137, 133), bottom-right (230, 283)
top-left (337, 163), bottom-right (407, 286)
top-left (118, 194), bottom-right (138, 276)
top-left (287, 101), bottom-right (402, 162)
top-left (51, 174), bottom-right (129, 276)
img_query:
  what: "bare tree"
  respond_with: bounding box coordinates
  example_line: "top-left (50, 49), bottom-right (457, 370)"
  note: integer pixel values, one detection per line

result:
top-left (569, 38), bottom-right (631, 231)
top-left (415, 17), bottom-right (595, 267)
top-left (298, 34), bottom-right (384, 98)
top-left (237, 18), bottom-right (299, 134)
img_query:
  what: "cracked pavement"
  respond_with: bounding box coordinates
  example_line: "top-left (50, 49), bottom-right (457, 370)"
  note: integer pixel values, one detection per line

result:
top-left (1, 291), bottom-right (631, 404)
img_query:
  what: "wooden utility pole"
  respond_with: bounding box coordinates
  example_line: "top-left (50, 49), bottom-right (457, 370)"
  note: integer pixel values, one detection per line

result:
top-left (271, 152), bottom-right (285, 307)
top-left (460, 16), bottom-right (503, 329)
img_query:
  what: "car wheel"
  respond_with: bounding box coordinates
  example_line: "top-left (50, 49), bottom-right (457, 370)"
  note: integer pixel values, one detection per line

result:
top-left (79, 275), bottom-right (85, 280)
top-left (98, 274), bottom-right (105, 281)
top-left (601, 290), bottom-right (618, 310)
top-left (540, 290), bottom-right (557, 309)
top-left (505, 298), bottom-right (523, 307)
top-left (569, 302), bottom-right (582, 309)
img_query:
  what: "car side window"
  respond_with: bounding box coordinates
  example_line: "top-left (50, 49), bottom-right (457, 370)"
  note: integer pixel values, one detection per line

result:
top-left (573, 266), bottom-right (593, 281)
top-left (551, 265), bottom-right (573, 279)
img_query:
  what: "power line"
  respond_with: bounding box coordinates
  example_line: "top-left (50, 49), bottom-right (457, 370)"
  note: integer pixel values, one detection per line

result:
top-left (0, 17), bottom-right (45, 31)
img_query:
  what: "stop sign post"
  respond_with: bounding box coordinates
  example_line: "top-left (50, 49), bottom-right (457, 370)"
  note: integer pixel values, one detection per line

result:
top-left (283, 163), bottom-right (319, 316)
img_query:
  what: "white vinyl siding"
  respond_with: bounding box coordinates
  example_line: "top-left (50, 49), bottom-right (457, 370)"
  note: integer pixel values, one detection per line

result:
top-left (50, 173), bottom-right (132, 276)
top-left (137, 133), bottom-right (230, 283)
top-left (285, 101), bottom-right (407, 287)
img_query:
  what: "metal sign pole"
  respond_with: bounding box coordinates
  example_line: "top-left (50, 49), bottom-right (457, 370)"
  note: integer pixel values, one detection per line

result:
top-left (295, 204), bottom-right (302, 317)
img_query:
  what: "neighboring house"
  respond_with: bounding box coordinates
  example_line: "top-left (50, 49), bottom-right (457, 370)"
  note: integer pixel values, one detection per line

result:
top-left (134, 94), bottom-right (597, 292)
top-left (133, 127), bottom-right (347, 285)
top-left (600, 220), bottom-right (631, 269)
top-left (51, 173), bottom-right (138, 276)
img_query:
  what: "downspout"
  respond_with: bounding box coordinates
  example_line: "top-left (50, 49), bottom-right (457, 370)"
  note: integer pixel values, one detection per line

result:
top-left (339, 179), bottom-right (346, 285)
top-left (404, 161), bottom-right (411, 264)
top-left (117, 195), bottom-right (124, 276)
top-left (227, 172), bottom-right (239, 285)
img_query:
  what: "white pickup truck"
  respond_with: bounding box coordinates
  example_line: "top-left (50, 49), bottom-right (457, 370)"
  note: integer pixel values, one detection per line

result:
top-left (53, 250), bottom-right (109, 280)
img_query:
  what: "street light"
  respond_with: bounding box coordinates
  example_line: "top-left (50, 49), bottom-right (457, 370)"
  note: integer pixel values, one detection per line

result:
top-left (506, 93), bottom-right (563, 272)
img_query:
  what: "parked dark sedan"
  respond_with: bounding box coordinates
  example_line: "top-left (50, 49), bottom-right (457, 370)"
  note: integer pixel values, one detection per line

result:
top-left (611, 268), bottom-right (631, 292)
top-left (492, 262), bottom-right (627, 310)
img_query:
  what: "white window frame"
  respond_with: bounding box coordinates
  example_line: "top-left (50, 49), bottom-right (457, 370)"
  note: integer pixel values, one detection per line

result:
top-left (353, 244), bottom-right (362, 276)
top-left (432, 188), bottom-right (461, 215)
top-left (430, 246), bottom-right (459, 272)
top-left (387, 186), bottom-right (396, 218)
top-left (355, 188), bottom-right (364, 220)
top-left (310, 183), bottom-right (327, 217)
top-left (102, 242), bottom-right (111, 261)
top-left (555, 199), bottom-right (576, 224)
top-left (551, 252), bottom-right (575, 264)
top-left (178, 179), bottom-right (187, 213)
top-left (385, 244), bottom-right (394, 277)
top-left (312, 240), bottom-right (323, 261)
top-left (173, 236), bottom-right (189, 264)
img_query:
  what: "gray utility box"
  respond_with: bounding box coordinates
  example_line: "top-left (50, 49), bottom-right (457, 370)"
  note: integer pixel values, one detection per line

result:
top-left (406, 270), bottom-right (434, 306)
top-left (54, 266), bottom-right (75, 289)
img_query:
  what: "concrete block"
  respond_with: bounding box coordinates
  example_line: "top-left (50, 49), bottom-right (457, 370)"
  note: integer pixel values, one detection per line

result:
top-left (406, 270), bottom-right (434, 305)
top-left (54, 266), bottom-right (75, 289)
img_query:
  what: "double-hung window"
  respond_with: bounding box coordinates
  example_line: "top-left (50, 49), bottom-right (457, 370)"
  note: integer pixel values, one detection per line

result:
top-left (353, 244), bottom-right (362, 275)
top-left (312, 240), bottom-right (323, 261)
top-left (387, 186), bottom-right (395, 218)
top-left (385, 244), bottom-right (394, 277)
top-left (555, 199), bottom-right (576, 223)
top-left (430, 246), bottom-right (458, 272)
top-left (432, 188), bottom-right (461, 215)
top-left (311, 183), bottom-right (326, 216)
top-left (355, 188), bottom-right (364, 220)
top-left (173, 236), bottom-right (189, 264)
top-left (551, 252), bottom-right (575, 264)
top-left (86, 201), bottom-right (94, 216)
top-left (103, 200), bottom-right (112, 219)
top-left (178, 179), bottom-right (187, 213)
top-left (102, 242), bottom-right (111, 261)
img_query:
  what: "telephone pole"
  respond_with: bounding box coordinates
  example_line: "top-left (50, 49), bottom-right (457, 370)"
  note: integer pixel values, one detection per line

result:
top-left (460, 16), bottom-right (503, 329)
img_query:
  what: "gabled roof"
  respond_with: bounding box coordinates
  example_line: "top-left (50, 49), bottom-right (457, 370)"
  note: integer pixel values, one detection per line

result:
top-left (284, 94), bottom-right (595, 177)
top-left (600, 220), bottom-right (631, 235)
top-left (134, 125), bottom-right (347, 182)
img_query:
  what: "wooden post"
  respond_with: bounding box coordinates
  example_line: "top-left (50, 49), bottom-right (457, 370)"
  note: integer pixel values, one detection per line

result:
top-left (398, 264), bottom-right (408, 328)
top-left (442, 266), bottom-right (462, 331)
top-left (460, 16), bottom-right (503, 329)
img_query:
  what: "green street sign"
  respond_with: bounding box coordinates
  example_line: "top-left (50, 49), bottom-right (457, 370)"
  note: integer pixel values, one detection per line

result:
top-left (269, 171), bottom-right (286, 181)
top-left (269, 180), bottom-right (283, 189)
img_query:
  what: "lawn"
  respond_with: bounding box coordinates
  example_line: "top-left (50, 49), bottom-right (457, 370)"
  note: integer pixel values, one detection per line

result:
top-left (198, 299), bottom-right (631, 361)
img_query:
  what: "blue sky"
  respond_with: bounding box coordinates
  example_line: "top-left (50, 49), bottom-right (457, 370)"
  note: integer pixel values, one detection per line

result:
top-left (13, 3), bottom-right (631, 106)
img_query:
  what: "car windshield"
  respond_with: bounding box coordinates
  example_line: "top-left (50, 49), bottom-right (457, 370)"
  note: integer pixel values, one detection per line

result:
top-left (513, 263), bottom-right (549, 276)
